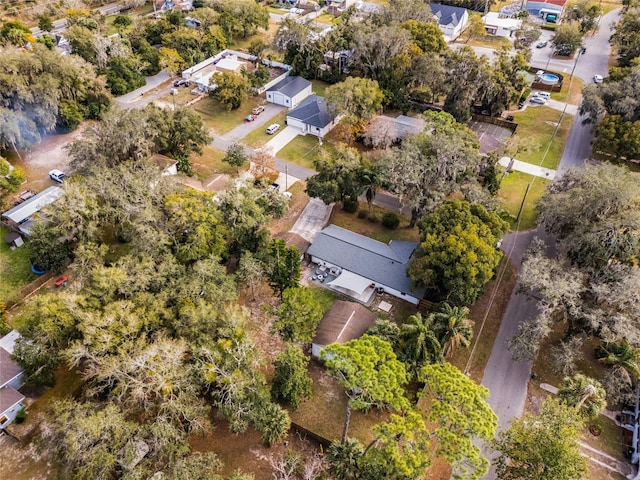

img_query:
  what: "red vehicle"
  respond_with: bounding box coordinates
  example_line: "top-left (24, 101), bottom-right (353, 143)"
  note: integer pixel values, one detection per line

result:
top-left (245, 114), bottom-right (256, 122)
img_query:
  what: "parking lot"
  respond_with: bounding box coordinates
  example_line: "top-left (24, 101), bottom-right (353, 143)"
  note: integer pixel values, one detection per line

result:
top-left (468, 120), bottom-right (514, 154)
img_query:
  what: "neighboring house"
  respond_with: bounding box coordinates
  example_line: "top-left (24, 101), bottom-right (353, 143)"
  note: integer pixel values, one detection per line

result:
top-left (525, 0), bottom-right (566, 21)
top-left (0, 330), bottom-right (25, 430)
top-left (430, 4), bottom-right (469, 41)
top-left (306, 224), bottom-right (427, 305)
top-left (151, 153), bottom-right (178, 176)
top-left (311, 300), bottom-right (377, 358)
top-left (155, 0), bottom-right (193, 12)
top-left (1, 186), bottom-right (64, 235)
top-left (363, 114), bottom-right (426, 149)
top-left (483, 12), bottom-right (522, 37)
top-left (327, 0), bottom-right (356, 15)
top-left (266, 76), bottom-right (313, 108)
top-left (286, 95), bottom-right (337, 138)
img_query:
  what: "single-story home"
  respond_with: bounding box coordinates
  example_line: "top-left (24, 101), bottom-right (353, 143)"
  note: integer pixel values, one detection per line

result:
top-left (525, 0), bottom-right (565, 21)
top-left (327, 0), bottom-right (356, 15)
top-left (306, 224), bottom-right (427, 305)
top-left (431, 4), bottom-right (469, 41)
top-left (151, 153), bottom-right (178, 176)
top-left (483, 12), bottom-right (522, 37)
top-left (286, 95), bottom-right (337, 138)
top-left (0, 330), bottom-right (25, 429)
top-left (266, 76), bottom-right (312, 108)
top-left (363, 114), bottom-right (426, 149)
top-left (311, 300), bottom-right (377, 358)
top-left (2, 186), bottom-right (64, 235)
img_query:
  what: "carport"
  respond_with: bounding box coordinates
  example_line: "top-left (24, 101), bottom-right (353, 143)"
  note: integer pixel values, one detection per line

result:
top-left (326, 271), bottom-right (372, 297)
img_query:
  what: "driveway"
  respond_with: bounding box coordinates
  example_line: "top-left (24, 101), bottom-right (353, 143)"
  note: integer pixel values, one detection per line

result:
top-left (498, 157), bottom-right (556, 179)
top-left (288, 198), bottom-right (333, 243)
top-left (223, 104), bottom-right (286, 142)
top-left (114, 70), bottom-right (172, 108)
top-left (264, 126), bottom-right (302, 154)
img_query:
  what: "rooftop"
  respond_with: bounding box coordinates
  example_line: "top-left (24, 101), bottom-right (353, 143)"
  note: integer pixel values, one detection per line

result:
top-left (431, 4), bottom-right (468, 26)
top-left (0, 348), bottom-right (23, 388)
top-left (2, 186), bottom-right (64, 224)
top-left (267, 76), bottom-right (312, 98)
top-left (287, 95), bottom-right (335, 129)
top-left (0, 386), bottom-right (24, 414)
top-left (313, 300), bottom-right (377, 347)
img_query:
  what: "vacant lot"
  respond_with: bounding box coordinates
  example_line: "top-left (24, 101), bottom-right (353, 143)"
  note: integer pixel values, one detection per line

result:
top-left (0, 226), bottom-right (37, 303)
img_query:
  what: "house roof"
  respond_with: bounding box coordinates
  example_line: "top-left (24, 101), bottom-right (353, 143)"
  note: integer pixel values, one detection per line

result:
top-left (306, 225), bottom-right (426, 299)
top-left (279, 232), bottom-right (311, 256)
top-left (0, 386), bottom-right (24, 415)
top-left (287, 95), bottom-right (335, 129)
top-left (0, 348), bottom-right (23, 388)
top-left (431, 4), bottom-right (467, 26)
top-left (527, 0), bottom-right (566, 6)
top-left (267, 76), bottom-right (312, 98)
top-left (0, 331), bottom-right (20, 355)
top-left (2, 186), bottom-right (63, 224)
top-left (366, 115), bottom-right (425, 142)
top-left (313, 300), bottom-right (377, 347)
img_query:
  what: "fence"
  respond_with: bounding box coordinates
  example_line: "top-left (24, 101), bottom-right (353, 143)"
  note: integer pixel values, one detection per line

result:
top-left (290, 422), bottom-right (333, 448)
top-left (6, 272), bottom-right (55, 310)
top-left (470, 114), bottom-right (518, 133)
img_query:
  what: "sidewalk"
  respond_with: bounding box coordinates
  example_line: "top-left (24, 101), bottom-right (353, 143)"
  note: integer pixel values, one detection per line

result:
top-left (498, 156), bottom-right (557, 180)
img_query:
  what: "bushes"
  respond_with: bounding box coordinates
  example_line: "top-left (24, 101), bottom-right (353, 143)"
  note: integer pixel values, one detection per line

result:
top-left (382, 213), bottom-right (400, 229)
top-left (343, 198), bottom-right (359, 213)
top-left (368, 212), bottom-right (380, 223)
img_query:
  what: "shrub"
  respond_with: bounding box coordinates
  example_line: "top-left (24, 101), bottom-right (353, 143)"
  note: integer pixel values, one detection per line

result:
top-left (15, 407), bottom-right (26, 424)
top-left (368, 213), bottom-right (380, 223)
top-left (357, 209), bottom-right (368, 219)
top-left (382, 213), bottom-right (400, 229)
top-left (343, 198), bottom-right (359, 213)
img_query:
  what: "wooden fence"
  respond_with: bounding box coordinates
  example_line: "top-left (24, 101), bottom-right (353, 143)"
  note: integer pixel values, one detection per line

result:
top-left (290, 422), bottom-right (333, 448)
top-left (6, 272), bottom-right (55, 310)
top-left (470, 114), bottom-right (518, 133)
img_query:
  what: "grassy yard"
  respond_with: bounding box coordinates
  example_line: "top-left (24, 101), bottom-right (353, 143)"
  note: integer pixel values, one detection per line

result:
top-left (242, 111), bottom-right (289, 149)
top-left (498, 171), bottom-right (550, 230)
top-left (511, 106), bottom-right (573, 170)
top-left (191, 96), bottom-right (264, 136)
top-left (0, 226), bottom-right (37, 304)
top-left (311, 79), bottom-right (330, 97)
top-left (277, 135), bottom-right (326, 170)
top-left (463, 35), bottom-right (513, 50)
top-left (314, 13), bottom-right (337, 24)
top-left (190, 145), bottom-right (247, 180)
top-left (551, 74), bottom-right (585, 105)
top-left (328, 201), bottom-right (420, 244)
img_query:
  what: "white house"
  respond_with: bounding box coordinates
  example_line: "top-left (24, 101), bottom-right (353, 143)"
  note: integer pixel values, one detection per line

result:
top-left (0, 331), bottom-right (25, 430)
top-left (1, 186), bottom-right (64, 235)
top-left (327, 0), bottom-right (357, 15)
top-left (431, 4), bottom-right (469, 41)
top-left (525, 0), bottom-right (566, 22)
top-left (306, 225), bottom-right (427, 305)
top-left (266, 76), bottom-right (312, 108)
top-left (286, 95), bottom-right (337, 138)
top-left (483, 12), bottom-right (522, 37)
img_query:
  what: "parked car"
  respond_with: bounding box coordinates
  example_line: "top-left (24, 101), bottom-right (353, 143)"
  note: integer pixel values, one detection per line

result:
top-left (245, 114), bottom-right (256, 122)
top-left (529, 96), bottom-right (547, 105)
top-left (49, 169), bottom-right (65, 183)
top-left (266, 124), bottom-right (280, 135)
top-left (580, 47), bottom-right (587, 54)
top-left (536, 41), bottom-right (548, 48)
top-left (534, 91), bottom-right (551, 99)
top-left (252, 105), bottom-right (265, 115)
top-left (174, 79), bottom-right (187, 87)
top-left (506, 115), bottom-right (515, 122)
top-left (593, 74), bottom-right (603, 83)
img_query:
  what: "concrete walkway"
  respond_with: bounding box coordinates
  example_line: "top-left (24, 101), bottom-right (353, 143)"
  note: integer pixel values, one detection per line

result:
top-left (264, 126), bottom-right (302, 155)
top-left (499, 156), bottom-right (557, 179)
top-left (288, 198), bottom-right (333, 243)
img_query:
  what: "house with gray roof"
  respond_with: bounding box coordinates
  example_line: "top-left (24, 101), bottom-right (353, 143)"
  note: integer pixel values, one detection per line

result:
top-left (266, 76), bottom-right (312, 108)
top-left (306, 224), bottom-right (426, 305)
top-left (0, 330), bottom-right (25, 430)
top-left (1, 186), bottom-right (64, 235)
top-left (431, 4), bottom-right (469, 41)
top-left (286, 95), bottom-right (337, 138)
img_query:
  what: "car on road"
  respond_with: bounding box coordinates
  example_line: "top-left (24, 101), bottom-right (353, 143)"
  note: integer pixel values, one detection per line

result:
top-left (245, 114), bottom-right (256, 122)
top-left (529, 96), bottom-right (547, 105)
top-left (252, 105), bottom-right (265, 115)
top-left (49, 169), bottom-right (65, 183)
top-left (536, 41), bottom-right (548, 48)
top-left (266, 124), bottom-right (280, 135)
top-left (593, 74), bottom-right (603, 83)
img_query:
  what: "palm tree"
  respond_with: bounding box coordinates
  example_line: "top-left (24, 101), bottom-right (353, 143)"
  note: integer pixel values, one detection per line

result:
top-left (433, 303), bottom-right (474, 358)
top-left (360, 167), bottom-right (381, 211)
top-left (558, 374), bottom-right (607, 419)
top-left (399, 313), bottom-right (442, 375)
top-left (599, 342), bottom-right (640, 386)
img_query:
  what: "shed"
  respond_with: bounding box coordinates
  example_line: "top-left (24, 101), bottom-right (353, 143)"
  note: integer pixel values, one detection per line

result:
top-left (3, 232), bottom-right (23, 248)
top-left (312, 300), bottom-right (377, 358)
top-left (266, 76), bottom-right (312, 108)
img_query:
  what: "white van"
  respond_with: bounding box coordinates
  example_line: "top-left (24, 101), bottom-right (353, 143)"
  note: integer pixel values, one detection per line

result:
top-left (534, 91), bottom-right (551, 99)
top-left (266, 124), bottom-right (280, 135)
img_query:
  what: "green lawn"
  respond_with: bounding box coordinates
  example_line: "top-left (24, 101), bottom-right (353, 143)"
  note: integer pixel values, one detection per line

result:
top-left (306, 285), bottom-right (337, 315)
top-left (0, 226), bottom-right (37, 304)
top-left (511, 106), bottom-right (573, 170)
top-left (314, 13), bottom-right (336, 24)
top-left (311, 79), bottom-right (330, 97)
top-left (242, 111), bottom-right (289, 149)
top-left (277, 135), bottom-right (325, 169)
top-left (191, 96), bottom-right (264, 136)
top-left (498, 171), bottom-right (550, 230)
top-left (190, 145), bottom-right (248, 180)
top-left (550, 74), bottom-right (585, 105)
